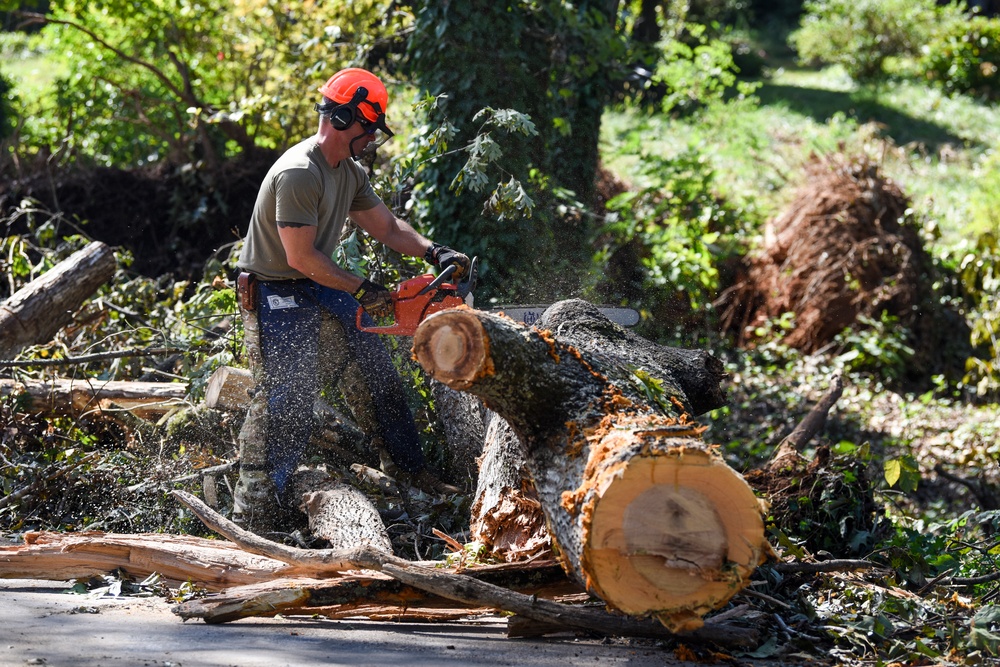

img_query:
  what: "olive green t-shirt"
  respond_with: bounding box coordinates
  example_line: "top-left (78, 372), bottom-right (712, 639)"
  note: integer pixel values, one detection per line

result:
top-left (237, 137), bottom-right (382, 280)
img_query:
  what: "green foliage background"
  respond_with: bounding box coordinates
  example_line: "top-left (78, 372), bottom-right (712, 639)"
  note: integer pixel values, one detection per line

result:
top-left (3, 1), bottom-right (1000, 662)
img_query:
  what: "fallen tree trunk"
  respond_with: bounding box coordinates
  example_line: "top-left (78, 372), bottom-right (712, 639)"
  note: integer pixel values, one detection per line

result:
top-left (0, 241), bottom-right (117, 359)
top-left (0, 377), bottom-right (188, 419)
top-left (412, 300), bottom-right (769, 632)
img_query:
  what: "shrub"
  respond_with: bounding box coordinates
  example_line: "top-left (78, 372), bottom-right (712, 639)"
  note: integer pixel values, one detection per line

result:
top-left (591, 148), bottom-right (754, 337)
top-left (922, 14), bottom-right (1000, 99)
top-left (791, 0), bottom-right (940, 82)
top-left (960, 230), bottom-right (1000, 399)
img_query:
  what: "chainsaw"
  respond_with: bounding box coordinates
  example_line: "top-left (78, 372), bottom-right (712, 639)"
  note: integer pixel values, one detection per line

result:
top-left (355, 257), bottom-right (478, 336)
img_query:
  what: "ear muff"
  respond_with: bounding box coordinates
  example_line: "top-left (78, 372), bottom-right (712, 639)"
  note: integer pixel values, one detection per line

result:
top-left (316, 87), bottom-right (370, 131)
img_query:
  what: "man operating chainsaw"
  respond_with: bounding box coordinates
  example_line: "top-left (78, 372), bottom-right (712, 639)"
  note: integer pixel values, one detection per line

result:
top-left (233, 67), bottom-right (471, 533)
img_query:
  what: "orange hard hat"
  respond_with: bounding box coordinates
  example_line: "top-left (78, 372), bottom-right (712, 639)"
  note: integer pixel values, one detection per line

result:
top-left (318, 68), bottom-right (389, 124)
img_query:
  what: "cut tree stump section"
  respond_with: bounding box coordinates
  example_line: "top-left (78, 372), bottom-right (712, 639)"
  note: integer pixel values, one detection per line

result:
top-left (203, 365), bottom-right (254, 411)
top-left (0, 241), bottom-right (117, 360)
top-left (412, 300), bottom-right (769, 632)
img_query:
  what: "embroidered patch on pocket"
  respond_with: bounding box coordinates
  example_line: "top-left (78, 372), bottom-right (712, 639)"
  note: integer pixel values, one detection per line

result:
top-left (266, 294), bottom-right (299, 310)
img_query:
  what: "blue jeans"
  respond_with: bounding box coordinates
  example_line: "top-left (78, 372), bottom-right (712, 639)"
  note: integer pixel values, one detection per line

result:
top-left (249, 279), bottom-right (424, 493)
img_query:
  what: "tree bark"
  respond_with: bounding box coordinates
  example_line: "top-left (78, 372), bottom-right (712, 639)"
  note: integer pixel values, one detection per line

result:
top-left (412, 300), bottom-right (768, 632)
top-left (291, 469), bottom-right (392, 553)
top-left (0, 241), bottom-right (117, 359)
top-left (0, 377), bottom-right (188, 419)
top-left (430, 380), bottom-right (487, 489)
top-left (469, 412), bottom-right (550, 562)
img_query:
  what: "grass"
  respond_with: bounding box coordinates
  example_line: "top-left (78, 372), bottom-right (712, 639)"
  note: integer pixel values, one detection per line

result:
top-left (600, 62), bottom-right (1000, 253)
top-left (0, 33), bottom-right (65, 100)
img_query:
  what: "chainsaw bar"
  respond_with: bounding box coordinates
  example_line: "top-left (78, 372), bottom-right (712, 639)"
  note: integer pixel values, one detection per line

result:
top-left (491, 305), bottom-right (640, 327)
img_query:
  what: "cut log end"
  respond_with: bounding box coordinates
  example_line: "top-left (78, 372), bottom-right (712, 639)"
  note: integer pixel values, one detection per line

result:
top-left (581, 437), bottom-right (767, 631)
top-left (412, 310), bottom-right (490, 389)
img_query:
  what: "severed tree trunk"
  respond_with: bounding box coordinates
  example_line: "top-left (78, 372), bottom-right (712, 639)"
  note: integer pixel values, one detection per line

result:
top-left (412, 300), bottom-right (769, 632)
top-left (0, 241), bottom-right (117, 360)
top-left (429, 380), bottom-right (488, 489)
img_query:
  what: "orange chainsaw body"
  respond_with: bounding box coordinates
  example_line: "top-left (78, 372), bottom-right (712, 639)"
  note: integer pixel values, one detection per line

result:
top-left (355, 271), bottom-right (469, 336)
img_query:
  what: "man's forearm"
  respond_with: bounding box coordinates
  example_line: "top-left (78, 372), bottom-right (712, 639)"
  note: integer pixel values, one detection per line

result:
top-left (291, 251), bottom-right (365, 292)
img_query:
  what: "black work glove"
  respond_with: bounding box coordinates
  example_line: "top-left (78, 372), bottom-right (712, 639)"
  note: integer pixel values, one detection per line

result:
top-left (425, 243), bottom-right (471, 280)
top-left (353, 279), bottom-right (393, 320)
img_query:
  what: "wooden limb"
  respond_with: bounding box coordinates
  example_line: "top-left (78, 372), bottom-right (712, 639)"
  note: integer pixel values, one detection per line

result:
top-left (171, 490), bottom-right (757, 647)
top-left (175, 561), bottom-right (572, 624)
top-left (0, 531), bottom-right (306, 589)
top-left (0, 241), bottom-right (117, 359)
top-left (0, 377), bottom-right (188, 419)
top-left (0, 452), bottom-right (100, 510)
top-left (772, 559), bottom-right (882, 574)
top-left (769, 374), bottom-right (845, 462)
top-left (0, 346), bottom-right (183, 368)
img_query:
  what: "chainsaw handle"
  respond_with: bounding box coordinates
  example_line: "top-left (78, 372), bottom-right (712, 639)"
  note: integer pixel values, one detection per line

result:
top-left (418, 263), bottom-right (457, 296)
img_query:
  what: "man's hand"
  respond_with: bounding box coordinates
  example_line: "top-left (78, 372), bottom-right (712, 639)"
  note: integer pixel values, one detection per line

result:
top-left (426, 243), bottom-right (471, 280)
top-left (353, 279), bottom-right (394, 320)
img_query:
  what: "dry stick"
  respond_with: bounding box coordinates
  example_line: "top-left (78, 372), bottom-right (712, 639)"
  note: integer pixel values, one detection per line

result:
top-left (772, 559), bottom-right (881, 575)
top-left (171, 490), bottom-right (757, 647)
top-left (0, 347), bottom-right (184, 368)
top-left (774, 374), bottom-right (845, 455)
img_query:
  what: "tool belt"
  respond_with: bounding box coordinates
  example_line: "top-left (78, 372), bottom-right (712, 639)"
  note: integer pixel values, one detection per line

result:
top-left (236, 272), bottom-right (259, 311)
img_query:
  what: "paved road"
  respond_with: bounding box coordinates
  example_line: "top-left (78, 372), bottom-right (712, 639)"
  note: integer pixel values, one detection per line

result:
top-left (0, 578), bottom-right (692, 667)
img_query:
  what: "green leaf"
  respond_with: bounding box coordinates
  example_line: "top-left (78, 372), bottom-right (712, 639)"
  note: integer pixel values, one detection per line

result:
top-left (884, 458), bottom-right (902, 487)
top-left (971, 605), bottom-right (1000, 655)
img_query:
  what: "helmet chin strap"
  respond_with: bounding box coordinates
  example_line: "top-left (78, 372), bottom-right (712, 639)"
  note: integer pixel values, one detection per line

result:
top-left (348, 132), bottom-right (368, 161)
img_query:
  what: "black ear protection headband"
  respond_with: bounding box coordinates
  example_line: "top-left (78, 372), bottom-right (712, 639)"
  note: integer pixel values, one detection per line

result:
top-left (314, 87), bottom-right (394, 138)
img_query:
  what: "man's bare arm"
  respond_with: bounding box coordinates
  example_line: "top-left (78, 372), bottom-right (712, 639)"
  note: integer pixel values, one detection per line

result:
top-left (350, 202), bottom-right (432, 259)
top-left (277, 223), bottom-right (365, 292)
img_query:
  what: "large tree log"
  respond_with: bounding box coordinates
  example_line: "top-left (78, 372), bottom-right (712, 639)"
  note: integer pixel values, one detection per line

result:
top-left (468, 300), bottom-right (729, 562)
top-left (0, 241), bottom-right (117, 359)
top-left (412, 300), bottom-right (769, 632)
top-left (0, 377), bottom-right (188, 419)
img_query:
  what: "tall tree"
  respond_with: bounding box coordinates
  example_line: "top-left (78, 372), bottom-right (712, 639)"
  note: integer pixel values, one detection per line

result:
top-left (404, 0), bottom-right (624, 301)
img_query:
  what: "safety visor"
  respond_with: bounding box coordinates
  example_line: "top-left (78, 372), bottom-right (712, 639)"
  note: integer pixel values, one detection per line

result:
top-left (356, 100), bottom-right (394, 146)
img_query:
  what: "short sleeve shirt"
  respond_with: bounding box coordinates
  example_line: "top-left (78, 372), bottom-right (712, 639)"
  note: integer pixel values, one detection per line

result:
top-left (237, 137), bottom-right (382, 280)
